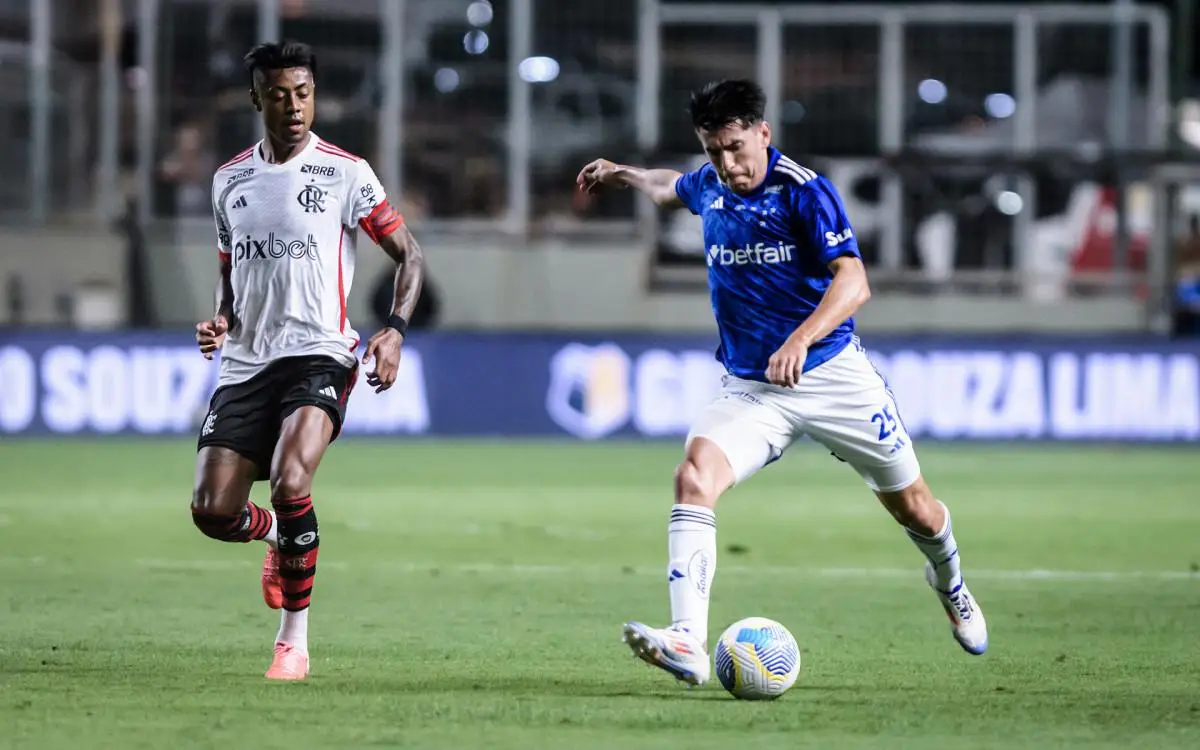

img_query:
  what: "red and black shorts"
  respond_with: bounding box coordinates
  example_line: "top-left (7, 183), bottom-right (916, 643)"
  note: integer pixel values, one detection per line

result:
top-left (197, 355), bottom-right (358, 480)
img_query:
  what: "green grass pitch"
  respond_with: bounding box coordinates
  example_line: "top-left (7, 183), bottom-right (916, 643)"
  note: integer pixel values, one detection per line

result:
top-left (1, 439), bottom-right (1198, 749)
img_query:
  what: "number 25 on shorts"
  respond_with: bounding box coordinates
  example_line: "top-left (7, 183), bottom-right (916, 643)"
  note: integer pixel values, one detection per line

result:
top-left (871, 404), bottom-right (899, 441)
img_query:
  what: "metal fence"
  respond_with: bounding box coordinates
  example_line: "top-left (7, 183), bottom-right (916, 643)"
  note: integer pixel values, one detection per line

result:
top-left (6, 0), bottom-right (1198, 303)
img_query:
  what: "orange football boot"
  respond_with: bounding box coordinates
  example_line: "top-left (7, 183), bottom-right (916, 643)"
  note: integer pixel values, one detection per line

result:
top-left (265, 642), bottom-right (309, 680)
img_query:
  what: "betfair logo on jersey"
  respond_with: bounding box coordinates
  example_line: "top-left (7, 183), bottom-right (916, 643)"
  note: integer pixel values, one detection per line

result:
top-left (706, 242), bottom-right (795, 267)
top-left (825, 228), bottom-right (854, 247)
top-left (232, 232), bottom-right (320, 264)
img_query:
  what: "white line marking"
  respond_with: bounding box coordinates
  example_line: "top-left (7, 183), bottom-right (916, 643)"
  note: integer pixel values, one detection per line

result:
top-left (1, 557), bottom-right (1194, 582)
top-left (127, 559), bottom-right (1197, 581)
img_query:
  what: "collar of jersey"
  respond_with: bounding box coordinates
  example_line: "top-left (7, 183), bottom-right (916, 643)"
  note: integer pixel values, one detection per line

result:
top-left (253, 132), bottom-right (320, 169)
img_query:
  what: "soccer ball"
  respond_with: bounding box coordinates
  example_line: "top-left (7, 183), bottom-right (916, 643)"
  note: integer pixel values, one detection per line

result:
top-left (714, 617), bottom-right (801, 700)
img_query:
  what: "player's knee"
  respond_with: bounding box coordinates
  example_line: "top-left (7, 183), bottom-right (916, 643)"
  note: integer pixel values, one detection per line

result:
top-left (190, 478), bottom-right (243, 517)
top-left (674, 459), bottom-right (719, 507)
top-left (269, 462), bottom-right (313, 505)
top-left (190, 488), bottom-right (246, 542)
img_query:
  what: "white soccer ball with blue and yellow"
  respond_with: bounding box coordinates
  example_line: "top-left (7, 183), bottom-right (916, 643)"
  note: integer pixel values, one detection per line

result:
top-left (714, 617), bottom-right (801, 700)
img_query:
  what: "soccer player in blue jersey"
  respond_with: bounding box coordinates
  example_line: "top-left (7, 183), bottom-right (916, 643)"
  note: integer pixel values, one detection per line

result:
top-left (576, 79), bottom-right (987, 686)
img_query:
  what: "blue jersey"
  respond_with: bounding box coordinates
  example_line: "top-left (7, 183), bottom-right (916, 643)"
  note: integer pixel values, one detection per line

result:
top-left (674, 147), bottom-right (862, 382)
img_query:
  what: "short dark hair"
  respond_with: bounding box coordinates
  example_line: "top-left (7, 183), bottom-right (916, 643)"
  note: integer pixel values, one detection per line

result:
top-left (243, 40), bottom-right (317, 86)
top-left (688, 79), bottom-right (766, 132)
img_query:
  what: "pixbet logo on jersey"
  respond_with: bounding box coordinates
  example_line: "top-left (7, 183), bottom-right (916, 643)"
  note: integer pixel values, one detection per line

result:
top-left (706, 242), bottom-right (796, 267)
top-left (232, 232), bottom-right (320, 264)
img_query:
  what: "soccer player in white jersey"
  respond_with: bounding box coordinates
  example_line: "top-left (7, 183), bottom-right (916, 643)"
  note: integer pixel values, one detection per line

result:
top-left (577, 79), bottom-right (987, 687)
top-left (190, 41), bottom-right (424, 681)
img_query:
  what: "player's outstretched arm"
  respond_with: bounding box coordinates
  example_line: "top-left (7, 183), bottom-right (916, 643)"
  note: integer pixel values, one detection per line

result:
top-left (576, 159), bottom-right (684, 209)
top-left (362, 222), bottom-right (424, 393)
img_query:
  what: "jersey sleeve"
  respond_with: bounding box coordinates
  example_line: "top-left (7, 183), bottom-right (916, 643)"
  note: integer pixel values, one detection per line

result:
top-left (344, 159), bottom-right (387, 226)
top-left (673, 164), bottom-right (710, 215)
top-left (795, 176), bottom-right (861, 265)
top-left (212, 178), bottom-right (232, 261)
top-left (346, 160), bottom-right (405, 243)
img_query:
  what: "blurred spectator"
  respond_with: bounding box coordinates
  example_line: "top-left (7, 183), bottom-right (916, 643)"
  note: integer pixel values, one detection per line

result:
top-left (157, 120), bottom-right (215, 217)
top-left (372, 270), bottom-right (441, 332)
top-left (1172, 214), bottom-right (1200, 337)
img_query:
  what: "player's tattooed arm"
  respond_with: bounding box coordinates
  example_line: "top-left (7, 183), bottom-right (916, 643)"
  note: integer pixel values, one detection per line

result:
top-left (767, 256), bottom-right (871, 387)
top-left (362, 222), bottom-right (424, 393)
top-left (376, 223), bottom-right (424, 325)
top-left (576, 159), bottom-right (684, 209)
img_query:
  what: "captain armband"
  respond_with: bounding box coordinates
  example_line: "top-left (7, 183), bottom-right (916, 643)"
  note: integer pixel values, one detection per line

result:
top-left (359, 200), bottom-right (405, 244)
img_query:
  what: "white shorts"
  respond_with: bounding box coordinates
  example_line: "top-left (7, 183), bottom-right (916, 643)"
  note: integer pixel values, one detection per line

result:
top-left (686, 339), bottom-right (921, 493)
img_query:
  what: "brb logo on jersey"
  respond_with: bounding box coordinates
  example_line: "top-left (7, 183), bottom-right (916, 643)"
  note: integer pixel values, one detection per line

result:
top-left (232, 233), bottom-right (320, 264)
top-left (706, 242), bottom-right (796, 268)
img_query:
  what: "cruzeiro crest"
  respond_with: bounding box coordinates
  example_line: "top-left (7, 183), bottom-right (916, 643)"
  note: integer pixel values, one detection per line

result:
top-left (297, 183), bottom-right (327, 214)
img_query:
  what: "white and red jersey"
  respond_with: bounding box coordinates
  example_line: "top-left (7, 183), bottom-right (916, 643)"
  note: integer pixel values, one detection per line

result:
top-left (210, 133), bottom-right (403, 387)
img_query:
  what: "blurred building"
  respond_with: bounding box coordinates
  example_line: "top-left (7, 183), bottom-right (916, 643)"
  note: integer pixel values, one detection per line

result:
top-left (0, 0), bottom-right (1198, 335)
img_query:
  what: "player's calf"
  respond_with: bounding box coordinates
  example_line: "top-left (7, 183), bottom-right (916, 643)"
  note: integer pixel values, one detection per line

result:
top-left (875, 475), bottom-right (942, 536)
top-left (663, 438), bottom-right (734, 646)
top-left (877, 476), bottom-right (988, 654)
top-left (269, 466), bottom-right (320, 638)
top-left (877, 477), bottom-right (962, 590)
top-left (264, 406), bottom-right (333, 664)
top-left (271, 494), bottom-right (319, 612)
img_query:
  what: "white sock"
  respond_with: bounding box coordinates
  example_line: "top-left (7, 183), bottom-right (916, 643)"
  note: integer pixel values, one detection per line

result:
top-left (262, 509), bottom-right (278, 548)
top-left (906, 500), bottom-right (963, 591)
top-left (667, 503), bottom-right (716, 646)
top-left (276, 608), bottom-right (309, 652)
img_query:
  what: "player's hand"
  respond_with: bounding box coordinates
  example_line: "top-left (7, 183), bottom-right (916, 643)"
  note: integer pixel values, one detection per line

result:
top-left (362, 327), bottom-right (404, 393)
top-left (195, 314), bottom-right (230, 360)
top-left (576, 158), bottom-right (621, 194)
top-left (766, 338), bottom-right (809, 388)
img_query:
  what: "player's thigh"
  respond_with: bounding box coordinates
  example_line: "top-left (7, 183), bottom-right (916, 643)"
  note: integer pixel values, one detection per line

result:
top-left (270, 405), bottom-right (335, 491)
top-left (270, 356), bottom-right (356, 492)
top-left (686, 378), bottom-right (798, 486)
top-left (798, 345), bottom-right (921, 493)
top-left (277, 356), bottom-right (359, 444)
top-left (196, 375), bottom-right (281, 487)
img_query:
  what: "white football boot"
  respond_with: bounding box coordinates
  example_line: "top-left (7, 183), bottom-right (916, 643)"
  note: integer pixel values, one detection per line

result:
top-left (924, 562), bottom-right (988, 655)
top-left (622, 621), bottom-right (711, 686)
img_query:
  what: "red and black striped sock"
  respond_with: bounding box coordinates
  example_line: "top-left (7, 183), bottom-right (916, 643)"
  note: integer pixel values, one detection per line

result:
top-left (192, 502), bottom-right (273, 543)
top-left (272, 495), bottom-right (319, 611)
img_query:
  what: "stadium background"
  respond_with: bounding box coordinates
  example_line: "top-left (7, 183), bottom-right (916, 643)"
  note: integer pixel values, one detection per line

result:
top-left (1, 0), bottom-right (1199, 442)
top-left (2, 3), bottom-right (1199, 749)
